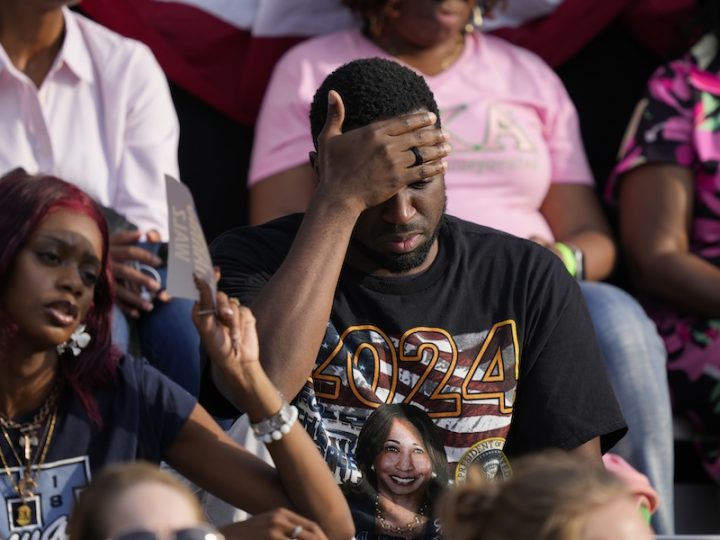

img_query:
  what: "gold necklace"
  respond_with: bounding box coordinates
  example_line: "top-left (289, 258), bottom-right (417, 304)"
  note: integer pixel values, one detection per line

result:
top-left (375, 497), bottom-right (429, 538)
top-left (0, 408), bottom-right (57, 527)
top-left (371, 31), bottom-right (466, 73)
top-left (439, 33), bottom-right (466, 71)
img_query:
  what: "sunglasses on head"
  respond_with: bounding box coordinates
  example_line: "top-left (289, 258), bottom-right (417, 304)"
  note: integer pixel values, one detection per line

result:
top-left (109, 525), bottom-right (224, 540)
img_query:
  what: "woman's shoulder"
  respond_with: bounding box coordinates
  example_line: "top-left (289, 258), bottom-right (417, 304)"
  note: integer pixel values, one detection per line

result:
top-left (646, 33), bottom-right (719, 86)
top-left (111, 354), bottom-right (185, 397)
top-left (109, 354), bottom-right (196, 419)
top-left (69, 9), bottom-right (164, 81)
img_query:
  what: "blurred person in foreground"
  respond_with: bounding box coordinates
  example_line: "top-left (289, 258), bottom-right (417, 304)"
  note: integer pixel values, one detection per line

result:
top-left (439, 449), bottom-right (655, 540)
top-left (70, 461), bottom-right (223, 540)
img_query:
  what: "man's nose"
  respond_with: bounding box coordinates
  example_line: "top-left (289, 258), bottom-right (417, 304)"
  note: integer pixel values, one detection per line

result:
top-left (382, 191), bottom-right (417, 224)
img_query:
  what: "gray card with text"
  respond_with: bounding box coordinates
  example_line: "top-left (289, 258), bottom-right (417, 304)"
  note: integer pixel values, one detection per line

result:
top-left (165, 175), bottom-right (216, 304)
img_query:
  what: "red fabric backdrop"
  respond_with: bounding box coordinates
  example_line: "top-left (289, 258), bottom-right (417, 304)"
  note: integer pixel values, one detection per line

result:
top-left (79, 0), bottom-right (697, 126)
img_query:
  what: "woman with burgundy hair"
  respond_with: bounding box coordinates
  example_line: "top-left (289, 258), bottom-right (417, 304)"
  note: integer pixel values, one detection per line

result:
top-left (0, 170), bottom-right (353, 539)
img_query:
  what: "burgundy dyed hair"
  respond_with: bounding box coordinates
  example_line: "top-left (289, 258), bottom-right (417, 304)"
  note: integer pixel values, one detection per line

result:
top-left (0, 170), bottom-right (119, 424)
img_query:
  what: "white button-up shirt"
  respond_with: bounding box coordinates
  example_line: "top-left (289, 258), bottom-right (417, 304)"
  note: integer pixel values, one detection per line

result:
top-left (0, 8), bottom-right (179, 238)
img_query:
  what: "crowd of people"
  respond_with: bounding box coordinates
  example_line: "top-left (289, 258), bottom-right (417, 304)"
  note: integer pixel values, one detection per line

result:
top-left (0, 0), bottom-right (718, 538)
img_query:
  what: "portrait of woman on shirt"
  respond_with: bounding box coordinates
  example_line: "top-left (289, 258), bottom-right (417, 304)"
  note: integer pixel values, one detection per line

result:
top-left (347, 404), bottom-right (448, 540)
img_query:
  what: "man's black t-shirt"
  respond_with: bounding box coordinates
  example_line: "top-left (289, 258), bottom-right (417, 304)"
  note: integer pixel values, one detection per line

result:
top-left (205, 214), bottom-right (626, 484)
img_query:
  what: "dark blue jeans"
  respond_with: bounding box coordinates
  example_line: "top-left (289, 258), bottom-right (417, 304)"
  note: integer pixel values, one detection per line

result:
top-left (112, 297), bottom-right (200, 397)
top-left (581, 282), bottom-right (673, 534)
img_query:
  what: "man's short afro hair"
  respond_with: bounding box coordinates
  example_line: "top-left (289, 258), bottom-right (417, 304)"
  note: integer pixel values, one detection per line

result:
top-left (309, 57), bottom-right (441, 147)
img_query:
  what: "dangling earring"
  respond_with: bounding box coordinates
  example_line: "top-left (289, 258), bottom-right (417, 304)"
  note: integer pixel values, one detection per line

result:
top-left (370, 464), bottom-right (376, 471)
top-left (465, 4), bottom-right (483, 33)
top-left (57, 324), bottom-right (91, 356)
top-left (431, 471), bottom-right (438, 479)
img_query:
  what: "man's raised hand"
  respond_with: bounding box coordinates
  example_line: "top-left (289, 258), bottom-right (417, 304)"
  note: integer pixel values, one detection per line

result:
top-left (313, 90), bottom-right (450, 215)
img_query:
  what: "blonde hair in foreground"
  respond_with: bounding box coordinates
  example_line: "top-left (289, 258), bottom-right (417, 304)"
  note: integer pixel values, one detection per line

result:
top-left (438, 450), bottom-right (633, 540)
top-left (68, 461), bottom-right (203, 540)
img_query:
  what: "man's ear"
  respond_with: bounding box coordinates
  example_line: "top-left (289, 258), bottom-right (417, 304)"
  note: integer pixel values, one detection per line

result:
top-left (309, 151), bottom-right (319, 175)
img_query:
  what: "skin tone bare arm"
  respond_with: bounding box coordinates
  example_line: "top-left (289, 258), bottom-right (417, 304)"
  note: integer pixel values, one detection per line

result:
top-left (619, 163), bottom-right (720, 317)
top-left (537, 184), bottom-right (617, 281)
top-left (569, 437), bottom-right (602, 465)
top-left (250, 164), bottom-right (316, 225)
top-left (167, 278), bottom-right (353, 540)
top-left (216, 91), bottom-right (450, 400)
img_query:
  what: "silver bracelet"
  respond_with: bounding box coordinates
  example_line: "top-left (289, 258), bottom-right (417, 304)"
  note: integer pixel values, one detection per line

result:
top-left (250, 400), bottom-right (299, 444)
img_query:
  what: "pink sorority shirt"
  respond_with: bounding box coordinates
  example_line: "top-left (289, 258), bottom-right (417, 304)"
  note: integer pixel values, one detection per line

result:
top-left (0, 8), bottom-right (179, 238)
top-left (249, 29), bottom-right (592, 242)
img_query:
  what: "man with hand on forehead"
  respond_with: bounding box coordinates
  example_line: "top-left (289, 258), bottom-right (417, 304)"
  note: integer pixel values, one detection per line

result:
top-left (202, 58), bottom-right (626, 487)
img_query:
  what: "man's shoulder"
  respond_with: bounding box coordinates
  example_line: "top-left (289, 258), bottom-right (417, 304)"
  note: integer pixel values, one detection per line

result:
top-left (442, 215), bottom-right (563, 268)
top-left (211, 213), bottom-right (303, 258)
top-left (443, 214), bottom-right (532, 247)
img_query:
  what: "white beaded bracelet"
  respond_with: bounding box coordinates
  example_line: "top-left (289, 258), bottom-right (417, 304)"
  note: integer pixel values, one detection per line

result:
top-left (250, 400), bottom-right (299, 444)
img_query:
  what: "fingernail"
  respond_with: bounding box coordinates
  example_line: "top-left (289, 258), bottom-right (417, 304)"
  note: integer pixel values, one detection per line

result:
top-left (143, 302), bottom-right (154, 312)
top-left (327, 91), bottom-right (336, 105)
top-left (221, 308), bottom-right (233, 317)
top-left (428, 112), bottom-right (437, 123)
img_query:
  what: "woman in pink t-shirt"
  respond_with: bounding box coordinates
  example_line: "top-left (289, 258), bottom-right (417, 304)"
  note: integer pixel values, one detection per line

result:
top-left (247, 0), bottom-right (673, 534)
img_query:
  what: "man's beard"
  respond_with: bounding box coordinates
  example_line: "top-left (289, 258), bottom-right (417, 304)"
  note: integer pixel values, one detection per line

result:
top-left (351, 217), bottom-right (443, 274)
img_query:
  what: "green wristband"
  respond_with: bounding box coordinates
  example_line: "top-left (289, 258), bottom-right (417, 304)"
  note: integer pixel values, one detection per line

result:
top-left (640, 504), bottom-right (652, 524)
top-left (554, 242), bottom-right (577, 277)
